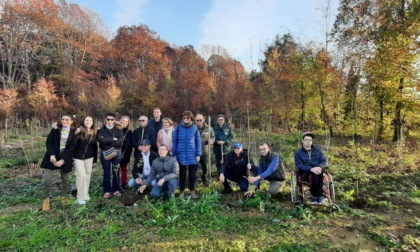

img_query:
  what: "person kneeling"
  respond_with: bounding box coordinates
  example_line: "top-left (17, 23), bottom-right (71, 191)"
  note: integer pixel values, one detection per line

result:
top-left (219, 142), bottom-right (255, 194)
top-left (139, 144), bottom-right (179, 199)
top-left (245, 143), bottom-right (286, 197)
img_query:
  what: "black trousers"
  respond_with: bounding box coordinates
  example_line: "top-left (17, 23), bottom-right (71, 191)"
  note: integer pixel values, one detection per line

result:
top-left (179, 164), bottom-right (198, 191)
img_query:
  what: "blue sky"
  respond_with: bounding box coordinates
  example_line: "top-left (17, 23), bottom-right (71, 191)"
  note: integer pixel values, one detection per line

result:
top-left (69, 0), bottom-right (339, 71)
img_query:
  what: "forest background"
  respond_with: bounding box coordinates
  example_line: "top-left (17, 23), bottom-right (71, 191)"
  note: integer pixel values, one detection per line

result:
top-left (0, 0), bottom-right (419, 144)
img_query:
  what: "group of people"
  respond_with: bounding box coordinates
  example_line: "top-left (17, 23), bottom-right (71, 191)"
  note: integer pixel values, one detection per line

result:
top-left (40, 108), bottom-right (328, 211)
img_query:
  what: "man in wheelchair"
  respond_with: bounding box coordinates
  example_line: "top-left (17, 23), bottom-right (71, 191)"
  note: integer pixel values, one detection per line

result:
top-left (294, 132), bottom-right (328, 205)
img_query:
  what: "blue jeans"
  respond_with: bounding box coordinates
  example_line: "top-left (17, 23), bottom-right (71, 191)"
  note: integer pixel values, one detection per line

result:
top-left (100, 151), bottom-right (121, 193)
top-left (150, 178), bottom-right (178, 198)
top-left (128, 175), bottom-right (157, 188)
top-left (224, 172), bottom-right (249, 192)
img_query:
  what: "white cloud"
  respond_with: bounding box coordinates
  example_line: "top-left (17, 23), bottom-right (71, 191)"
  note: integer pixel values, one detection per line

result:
top-left (199, 0), bottom-right (333, 71)
top-left (111, 0), bottom-right (149, 31)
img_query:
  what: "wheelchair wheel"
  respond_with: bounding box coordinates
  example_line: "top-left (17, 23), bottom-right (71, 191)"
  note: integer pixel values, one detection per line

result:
top-left (330, 204), bottom-right (340, 212)
top-left (329, 175), bottom-right (336, 203)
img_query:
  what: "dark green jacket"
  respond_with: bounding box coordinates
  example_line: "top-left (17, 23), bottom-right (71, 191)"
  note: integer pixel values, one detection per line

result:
top-left (213, 123), bottom-right (233, 154)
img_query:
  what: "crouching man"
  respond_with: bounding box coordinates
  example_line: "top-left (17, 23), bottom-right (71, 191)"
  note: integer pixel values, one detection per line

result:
top-left (245, 143), bottom-right (285, 197)
top-left (139, 144), bottom-right (179, 199)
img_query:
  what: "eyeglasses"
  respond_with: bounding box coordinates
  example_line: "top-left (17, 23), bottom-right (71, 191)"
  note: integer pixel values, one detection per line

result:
top-left (196, 119), bottom-right (203, 122)
top-left (139, 119), bottom-right (146, 122)
top-left (303, 139), bottom-right (312, 142)
top-left (106, 118), bottom-right (114, 121)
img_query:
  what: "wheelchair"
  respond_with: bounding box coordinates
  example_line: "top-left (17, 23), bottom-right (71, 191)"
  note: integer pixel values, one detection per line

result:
top-left (290, 168), bottom-right (339, 211)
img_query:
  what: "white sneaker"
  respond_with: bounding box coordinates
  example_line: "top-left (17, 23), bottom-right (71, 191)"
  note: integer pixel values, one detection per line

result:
top-left (77, 200), bottom-right (86, 205)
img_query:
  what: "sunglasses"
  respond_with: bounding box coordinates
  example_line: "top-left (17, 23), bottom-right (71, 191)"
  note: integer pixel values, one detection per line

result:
top-left (139, 119), bottom-right (146, 122)
top-left (106, 118), bottom-right (114, 121)
top-left (183, 116), bottom-right (190, 120)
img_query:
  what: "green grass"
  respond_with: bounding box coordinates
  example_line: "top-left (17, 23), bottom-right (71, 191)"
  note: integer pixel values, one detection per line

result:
top-left (1, 130), bottom-right (419, 251)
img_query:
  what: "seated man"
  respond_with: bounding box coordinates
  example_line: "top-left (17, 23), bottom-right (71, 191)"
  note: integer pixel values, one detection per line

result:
top-left (246, 143), bottom-right (285, 197)
top-left (294, 132), bottom-right (328, 205)
top-left (128, 139), bottom-right (158, 188)
top-left (219, 142), bottom-right (255, 193)
top-left (139, 144), bottom-right (179, 199)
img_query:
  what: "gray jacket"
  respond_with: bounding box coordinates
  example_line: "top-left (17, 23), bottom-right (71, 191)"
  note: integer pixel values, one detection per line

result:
top-left (145, 155), bottom-right (179, 186)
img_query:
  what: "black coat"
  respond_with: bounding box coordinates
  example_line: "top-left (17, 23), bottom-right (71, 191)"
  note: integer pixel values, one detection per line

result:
top-left (73, 131), bottom-right (98, 163)
top-left (219, 150), bottom-right (255, 178)
top-left (131, 126), bottom-right (156, 158)
top-left (97, 126), bottom-right (124, 151)
top-left (40, 126), bottom-right (77, 173)
top-left (120, 128), bottom-right (133, 164)
top-left (132, 151), bottom-right (159, 179)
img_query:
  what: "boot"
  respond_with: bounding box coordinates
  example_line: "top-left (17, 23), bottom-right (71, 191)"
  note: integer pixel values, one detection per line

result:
top-left (179, 191), bottom-right (185, 200)
top-left (42, 197), bottom-right (50, 211)
top-left (190, 190), bottom-right (199, 199)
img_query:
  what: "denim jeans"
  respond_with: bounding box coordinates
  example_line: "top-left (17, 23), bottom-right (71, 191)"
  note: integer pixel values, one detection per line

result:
top-left (100, 151), bottom-right (121, 193)
top-left (128, 175), bottom-right (157, 188)
top-left (224, 172), bottom-right (249, 192)
top-left (150, 178), bottom-right (178, 198)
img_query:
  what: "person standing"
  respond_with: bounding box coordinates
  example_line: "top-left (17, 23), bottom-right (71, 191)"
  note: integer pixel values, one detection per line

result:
top-left (40, 114), bottom-right (77, 211)
top-left (156, 117), bottom-right (174, 155)
top-left (172, 111), bottom-right (201, 199)
top-left (73, 116), bottom-right (97, 205)
top-left (132, 115), bottom-right (156, 162)
top-left (246, 143), bottom-right (286, 197)
top-left (213, 115), bottom-right (233, 173)
top-left (294, 132), bottom-right (328, 205)
top-left (195, 114), bottom-right (215, 186)
top-left (139, 144), bottom-right (179, 199)
top-left (148, 108), bottom-right (163, 152)
top-left (97, 113), bottom-right (124, 198)
top-left (117, 116), bottom-right (133, 189)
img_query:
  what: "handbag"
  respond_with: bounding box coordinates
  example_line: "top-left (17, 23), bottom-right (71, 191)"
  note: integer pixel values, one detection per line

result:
top-left (102, 147), bottom-right (118, 160)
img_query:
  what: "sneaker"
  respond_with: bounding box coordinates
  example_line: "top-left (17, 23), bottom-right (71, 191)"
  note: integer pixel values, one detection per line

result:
top-left (103, 192), bottom-right (111, 198)
top-left (190, 190), bottom-right (199, 199)
top-left (77, 200), bottom-right (86, 205)
top-left (222, 187), bottom-right (233, 194)
top-left (318, 196), bottom-right (325, 205)
top-left (179, 191), bottom-right (185, 200)
top-left (311, 197), bottom-right (318, 205)
top-left (113, 191), bottom-right (122, 197)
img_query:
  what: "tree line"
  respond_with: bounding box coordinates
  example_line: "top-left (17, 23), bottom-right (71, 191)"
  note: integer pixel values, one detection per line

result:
top-left (0, 0), bottom-right (419, 143)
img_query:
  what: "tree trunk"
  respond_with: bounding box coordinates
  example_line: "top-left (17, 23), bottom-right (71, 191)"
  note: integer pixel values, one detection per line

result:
top-left (392, 78), bottom-right (404, 142)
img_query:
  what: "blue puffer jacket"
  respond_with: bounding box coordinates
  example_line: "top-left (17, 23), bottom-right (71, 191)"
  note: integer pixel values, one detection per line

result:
top-left (294, 146), bottom-right (328, 172)
top-left (172, 122), bottom-right (201, 166)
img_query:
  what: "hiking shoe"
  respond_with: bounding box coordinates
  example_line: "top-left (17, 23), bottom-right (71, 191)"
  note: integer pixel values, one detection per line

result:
top-left (311, 197), bottom-right (318, 205)
top-left (103, 192), bottom-right (111, 198)
top-left (179, 191), bottom-right (185, 200)
top-left (318, 196), bottom-right (325, 205)
top-left (113, 191), bottom-right (122, 197)
top-left (190, 190), bottom-right (199, 199)
top-left (222, 187), bottom-right (233, 194)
